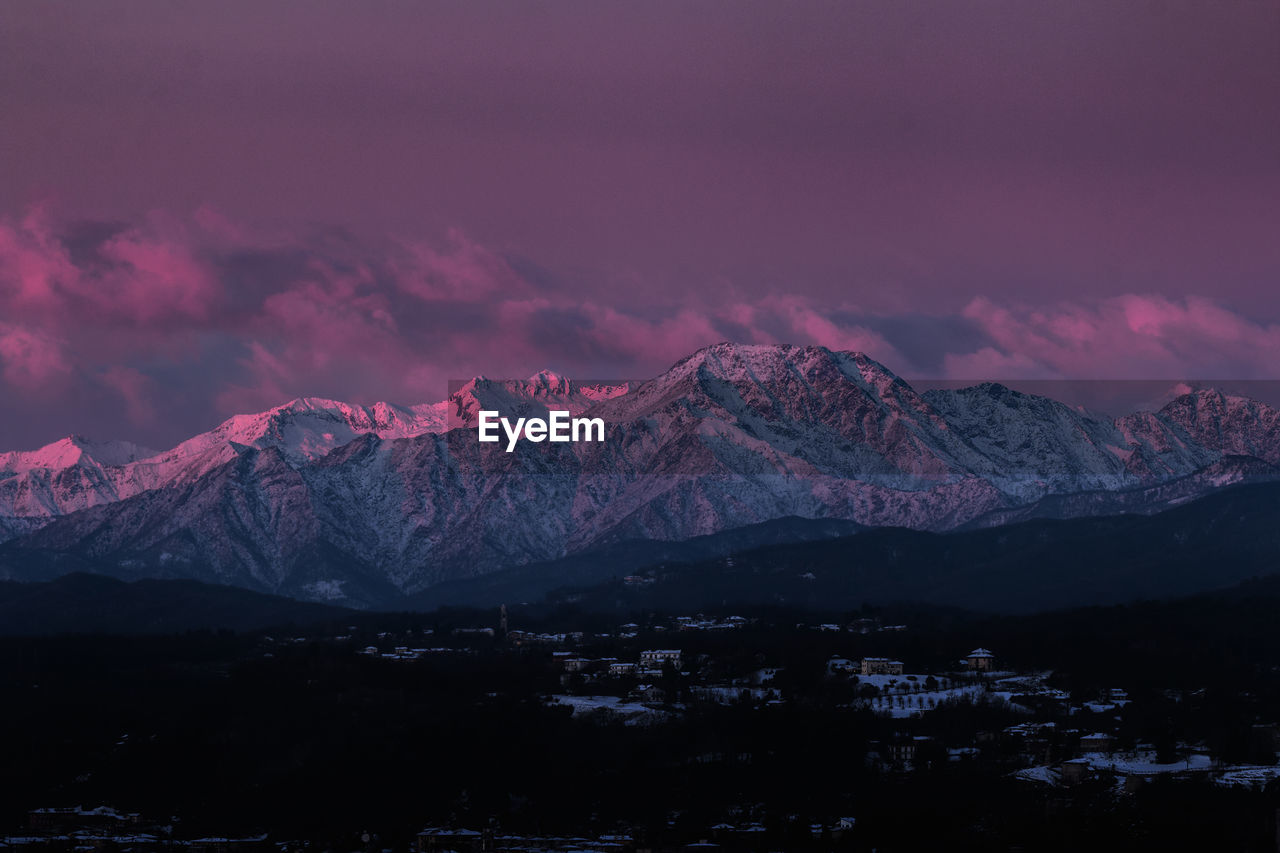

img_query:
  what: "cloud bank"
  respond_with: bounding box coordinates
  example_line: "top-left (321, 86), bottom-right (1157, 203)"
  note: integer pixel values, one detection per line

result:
top-left (1, 207), bottom-right (1278, 450)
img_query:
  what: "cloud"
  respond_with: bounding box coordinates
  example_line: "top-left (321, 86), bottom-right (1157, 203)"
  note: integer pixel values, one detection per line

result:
top-left (2, 206), bottom-right (1279, 450)
top-left (0, 208), bottom-right (217, 329)
top-left (754, 296), bottom-right (902, 365)
top-left (0, 323), bottom-right (70, 391)
top-left (944, 295), bottom-right (1280, 380)
top-left (393, 230), bottom-right (530, 303)
top-left (0, 207), bottom-right (901, 447)
top-left (100, 365), bottom-right (157, 425)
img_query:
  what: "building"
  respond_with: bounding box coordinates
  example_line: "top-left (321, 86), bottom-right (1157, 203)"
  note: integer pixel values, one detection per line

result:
top-left (609, 662), bottom-right (638, 676)
top-left (630, 684), bottom-right (666, 702)
top-left (1003, 721), bottom-right (1057, 763)
top-left (860, 657), bottom-right (904, 676)
top-left (640, 649), bottom-right (682, 669)
top-left (28, 807), bottom-right (142, 834)
top-left (1060, 758), bottom-right (1092, 786)
top-left (886, 735), bottom-right (933, 765)
top-left (1079, 732), bottom-right (1116, 754)
top-left (964, 648), bottom-right (995, 672)
top-left (415, 828), bottom-right (487, 853)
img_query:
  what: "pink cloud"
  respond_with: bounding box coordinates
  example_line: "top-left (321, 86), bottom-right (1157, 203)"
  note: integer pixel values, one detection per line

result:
top-left (758, 296), bottom-right (902, 363)
top-left (96, 223), bottom-right (219, 324)
top-left (100, 365), bottom-right (157, 425)
top-left (947, 295), bottom-right (1280, 379)
top-left (941, 346), bottom-right (1046, 380)
top-left (214, 342), bottom-right (294, 416)
top-left (4, 204), bottom-right (1280, 452)
top-left (0, 208), bottom-right (80, 312)
top-left (393, 229), bottom-right (528, 303)
top-left (257, 264), bottom-right (398, 368)
top-left (0, 323), bottom-right (70, 391)
top-left (0, 209), bottom-right (219, 329)
top-left (580, 305), bottom-right (724, 365)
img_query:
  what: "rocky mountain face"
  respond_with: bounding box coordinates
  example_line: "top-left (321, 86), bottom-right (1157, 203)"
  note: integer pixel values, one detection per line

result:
top-left (0, 375), bottom-right (631, 522)
top-left (1, 343), bottom-right (1277, 606)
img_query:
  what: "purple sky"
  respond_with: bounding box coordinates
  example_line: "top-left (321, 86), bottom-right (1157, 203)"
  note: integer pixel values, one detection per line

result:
top-left (1, 1), bottom-right (1279, 450)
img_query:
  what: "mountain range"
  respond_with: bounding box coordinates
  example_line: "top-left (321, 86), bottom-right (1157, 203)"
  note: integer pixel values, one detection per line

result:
top-left (2, 342), bottom-right (1278, 607)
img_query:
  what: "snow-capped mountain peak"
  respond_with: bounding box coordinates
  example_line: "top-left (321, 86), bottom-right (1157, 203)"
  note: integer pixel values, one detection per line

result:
top-left (526, 369), bottom-right (572, 394)
top-left (0, 435), bottom-right (159, 474)
top-left (1157, 387), bottom-right (1280, 463)
top-left (4, 344), bottom-right (1280, 607)
top-left (445, 373), bottom-right (630, 426)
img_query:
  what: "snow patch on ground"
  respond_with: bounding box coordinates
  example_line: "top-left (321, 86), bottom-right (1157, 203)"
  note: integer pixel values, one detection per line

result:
top-left (550, 695), bottom-right (674, 725)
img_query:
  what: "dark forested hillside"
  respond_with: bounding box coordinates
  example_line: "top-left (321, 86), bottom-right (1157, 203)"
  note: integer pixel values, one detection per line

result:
top-left (546, 481), bottom-right (1280, 614)
top-left (0, 573), bottom-right (354, 634)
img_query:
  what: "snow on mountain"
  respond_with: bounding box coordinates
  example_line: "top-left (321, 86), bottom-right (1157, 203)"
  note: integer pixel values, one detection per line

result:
top-left (0, 437), bottom-right (161, 518)
top-left (0, 397), bottom-right (450, 521)
top-left (965, 454), bottom-right (1280, 530)
top-left (2, 343), bottom-right (1279, 605)
top-left (0, 436), bottom-right (159, 473)
top-left (140, 395), bottom-right (450, 479)
top-left (446, 373), bottom-right (632, 427)
top-left (0, 376), bottom-right (631, 525)
top-left (594, 343), bottom-right (984, 485)
top-left (1156, 388), bottom-right (1280, 464)
top-left (920, 382), bottom-right (1188, 499)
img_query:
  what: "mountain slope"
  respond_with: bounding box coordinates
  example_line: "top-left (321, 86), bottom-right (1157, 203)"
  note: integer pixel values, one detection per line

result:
top-left (1, 343), bottom-right (1278, 606)
top-left (0, 572), bottom-right (355, 635)
top-left (0, 375), bottom-right (628, 525)
top-left (551, 480), bottom-right (1280, 614)
top-left (1158, 387), bottom-right (1280, 463)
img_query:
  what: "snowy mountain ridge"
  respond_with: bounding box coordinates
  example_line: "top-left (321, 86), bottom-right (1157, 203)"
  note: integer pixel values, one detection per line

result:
top-left (0, 436), bottom-right (159, 474)
top-left (1, 343), bottom-right (1278, 606)
top-left (0, 374), bottom-right (632, 521)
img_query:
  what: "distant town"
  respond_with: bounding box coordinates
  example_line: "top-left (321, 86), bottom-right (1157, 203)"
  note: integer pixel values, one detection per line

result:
top-left (9, 597), bottom-right (1280, 852)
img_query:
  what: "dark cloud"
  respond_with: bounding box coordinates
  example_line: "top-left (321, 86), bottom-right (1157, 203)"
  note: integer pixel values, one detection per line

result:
top-left (853, 313), bottom-right (991, 374)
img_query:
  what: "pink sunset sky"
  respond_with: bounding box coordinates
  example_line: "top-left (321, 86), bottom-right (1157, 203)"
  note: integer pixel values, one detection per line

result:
top-left (1, 1), bottom-right (1278, 449)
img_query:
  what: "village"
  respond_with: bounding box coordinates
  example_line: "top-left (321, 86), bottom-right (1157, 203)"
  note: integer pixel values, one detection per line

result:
top-left (9, 603), bottom-right (1280, 853)
top-left (327, 609), bottom-right (1280, 848)
top-left (345, 610), bottom-right (1280, 795)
